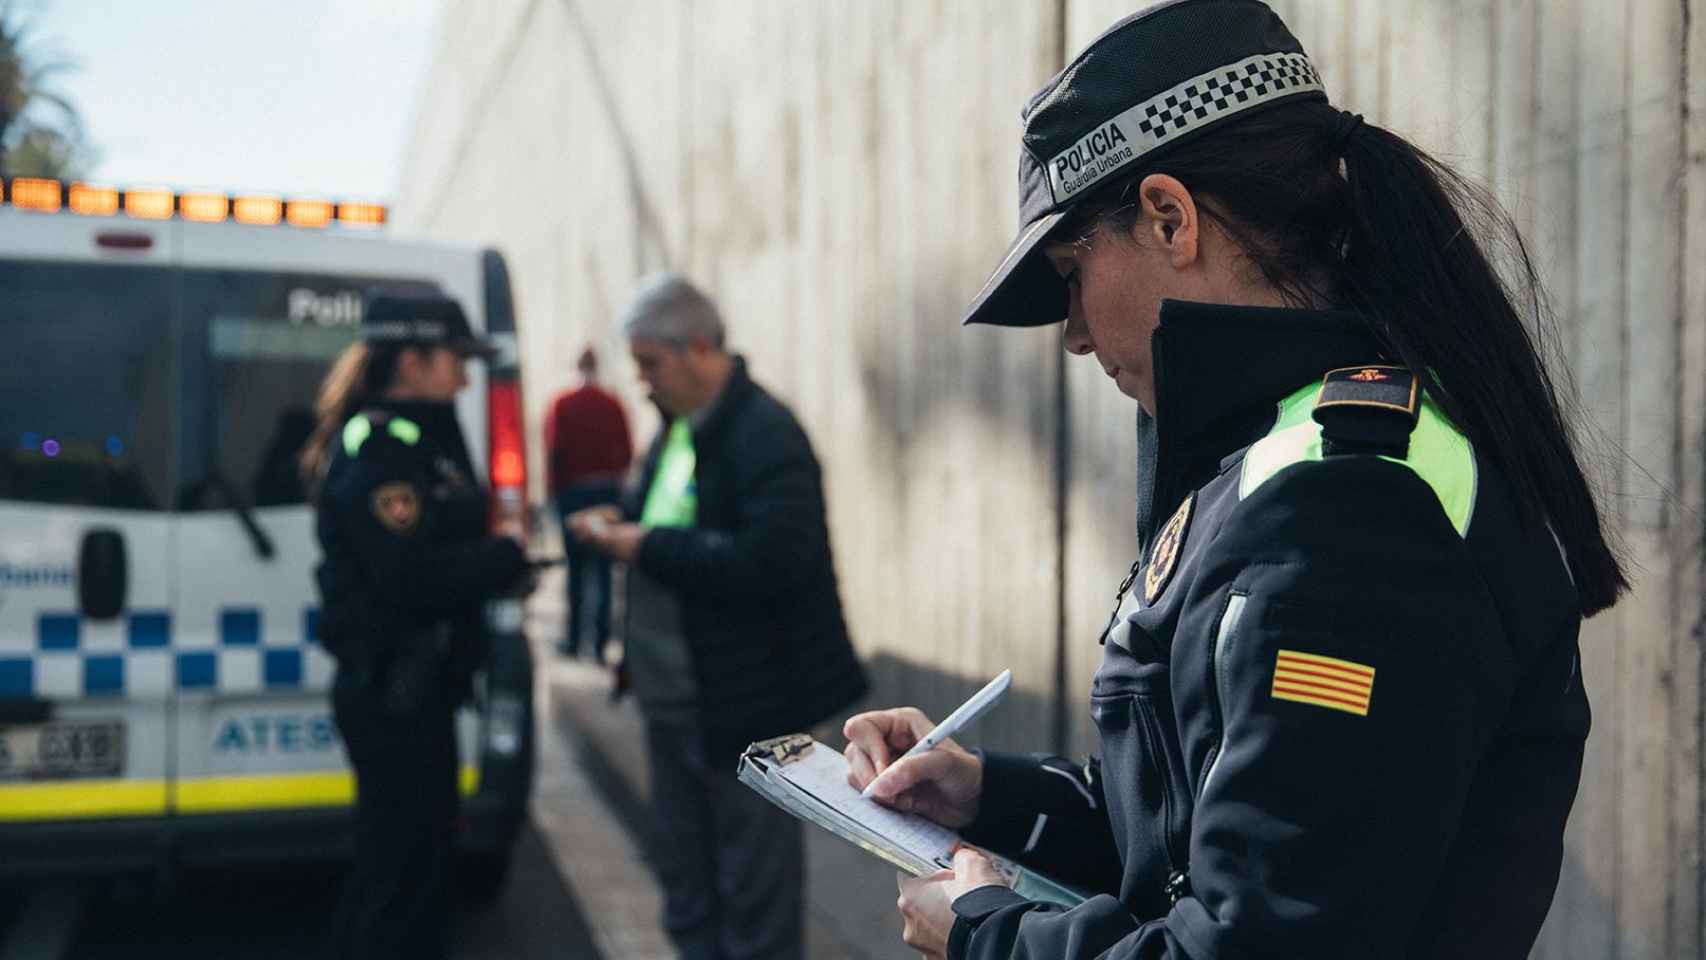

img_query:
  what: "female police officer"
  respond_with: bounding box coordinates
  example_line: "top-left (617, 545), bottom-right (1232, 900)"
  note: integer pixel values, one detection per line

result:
top-left (844, 2), bottom-right (1626, 958)
top-left (302, 291), bottom-right (528, 960)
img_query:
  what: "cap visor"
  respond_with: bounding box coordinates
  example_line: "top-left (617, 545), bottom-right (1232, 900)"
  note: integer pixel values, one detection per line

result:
top-left (961, 210), bottom-right (1070, 327)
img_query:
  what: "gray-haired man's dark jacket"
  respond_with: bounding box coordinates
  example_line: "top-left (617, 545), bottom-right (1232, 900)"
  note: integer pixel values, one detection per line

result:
top-left (624, 356), bottom-right (867, 764)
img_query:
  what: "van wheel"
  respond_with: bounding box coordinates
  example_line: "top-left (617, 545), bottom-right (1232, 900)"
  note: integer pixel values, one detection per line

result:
top-left (459, 852), bottom-right (513, 906)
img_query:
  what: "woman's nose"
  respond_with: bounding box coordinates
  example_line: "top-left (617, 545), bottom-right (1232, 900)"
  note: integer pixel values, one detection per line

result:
top-left (1062, 307), bottom-right (1095, 356)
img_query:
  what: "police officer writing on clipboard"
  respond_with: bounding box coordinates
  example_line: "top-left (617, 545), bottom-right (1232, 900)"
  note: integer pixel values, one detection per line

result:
top-left (303, 292), bottom-right (530, 960)
top-left (844, 2), bottom-right (1626, 957)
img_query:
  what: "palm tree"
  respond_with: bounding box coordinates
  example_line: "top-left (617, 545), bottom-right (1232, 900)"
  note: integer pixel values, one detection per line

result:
top-left (0, 1), bottom-right (86, 179)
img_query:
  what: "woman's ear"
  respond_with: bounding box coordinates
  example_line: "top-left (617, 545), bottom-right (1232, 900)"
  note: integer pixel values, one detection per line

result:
top-left (1138, 173), bottom-right (1199, 269)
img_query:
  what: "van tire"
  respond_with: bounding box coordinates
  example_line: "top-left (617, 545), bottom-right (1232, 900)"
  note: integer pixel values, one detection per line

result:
top-left (459, 851), bottom-right (513, 906)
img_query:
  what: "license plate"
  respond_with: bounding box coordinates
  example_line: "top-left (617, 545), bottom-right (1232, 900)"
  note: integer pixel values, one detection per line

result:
top-left (0, 721), bottom-right (125, 780)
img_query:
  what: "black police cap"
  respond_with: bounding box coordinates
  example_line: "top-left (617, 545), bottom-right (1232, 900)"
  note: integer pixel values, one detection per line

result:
top-left (962, 0), bottom-right (1327, 328)
top-left (361, 290), bottom-right (497, 358)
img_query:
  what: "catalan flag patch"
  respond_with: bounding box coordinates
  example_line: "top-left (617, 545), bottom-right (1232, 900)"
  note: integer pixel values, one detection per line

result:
top-left (1271, 649), bottom-right (1375, 717)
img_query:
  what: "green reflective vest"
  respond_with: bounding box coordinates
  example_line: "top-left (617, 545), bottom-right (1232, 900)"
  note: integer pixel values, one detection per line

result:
top-left (640, 418), bottom-right (698, 528)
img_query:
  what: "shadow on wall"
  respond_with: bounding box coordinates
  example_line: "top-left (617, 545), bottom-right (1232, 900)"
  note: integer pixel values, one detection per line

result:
top-left (850, 281), bottom-right (1059, 467)
top-left (559, 0), bottom-right (676, 275)
top-left (845, 265), bottom-right (1129, 757)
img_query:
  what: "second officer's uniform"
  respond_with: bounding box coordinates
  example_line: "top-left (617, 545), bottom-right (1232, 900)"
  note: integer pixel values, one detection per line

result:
top-left (313, 294), bottom-right (527, 959)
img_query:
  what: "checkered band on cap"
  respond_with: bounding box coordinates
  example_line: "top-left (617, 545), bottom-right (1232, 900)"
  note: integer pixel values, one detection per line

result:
top-left (360, 290), bottom-right (489, 352)
top-left (1046, 52), bottom-right (1324, 204)
top-left (362, 319), bottom-right (451, 342)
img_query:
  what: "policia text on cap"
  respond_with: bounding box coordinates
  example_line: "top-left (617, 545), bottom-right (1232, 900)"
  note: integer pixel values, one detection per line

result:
top-left (842, 2), bottom-right (1626, 959)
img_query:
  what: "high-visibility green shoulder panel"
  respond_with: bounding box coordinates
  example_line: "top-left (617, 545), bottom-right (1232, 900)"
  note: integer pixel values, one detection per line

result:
top-left (342, 415), bottom-right (373, 457)
top-left (387, 416), bottom-right (421, 446)
top-left (342, 413), bottom-right (421, 457)
top-left (1239, 382), bottom-right (1478, 536)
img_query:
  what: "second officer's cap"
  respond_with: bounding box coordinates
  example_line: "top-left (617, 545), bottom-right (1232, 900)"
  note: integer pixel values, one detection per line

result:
top-left (361, 290), bottom-right (497, 358)
top-left (962, 0), bottom-right (1328, 327)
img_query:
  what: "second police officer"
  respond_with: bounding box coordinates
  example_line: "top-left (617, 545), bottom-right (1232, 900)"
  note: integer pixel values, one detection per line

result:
top-left (844, 1), bottom-right (1627, 958)
top-left (303, 291), bottom-right (530, 960)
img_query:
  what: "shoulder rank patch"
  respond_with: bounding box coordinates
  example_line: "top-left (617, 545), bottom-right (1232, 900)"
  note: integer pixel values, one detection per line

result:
top-left (1271, 649), bottom-right (1375, 716)
top-left (1315, 365), bottom-right (1419, 417)
top-left (1312, 365), bottom-right (1421, 458)
top-left (1143, 493), bottom-right (1194, 606)
top-left (371, 482), bottom-right (422, 534)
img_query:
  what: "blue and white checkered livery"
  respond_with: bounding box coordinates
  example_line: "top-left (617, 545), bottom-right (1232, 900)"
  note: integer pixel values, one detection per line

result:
top-left (0, 605), bottom-right (336, 698)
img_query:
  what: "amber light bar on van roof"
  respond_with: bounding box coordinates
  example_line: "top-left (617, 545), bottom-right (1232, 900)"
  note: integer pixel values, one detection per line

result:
top-left (0, 177), bottom-right (387, 229)
top-left (68, 183), bottom-right (120, 216)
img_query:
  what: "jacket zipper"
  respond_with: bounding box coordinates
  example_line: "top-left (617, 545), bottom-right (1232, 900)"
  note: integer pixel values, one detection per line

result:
top-left (1197, 592), bottom-right (1247, 800)
top-left (1133, 698), bottom-right (1188, 883)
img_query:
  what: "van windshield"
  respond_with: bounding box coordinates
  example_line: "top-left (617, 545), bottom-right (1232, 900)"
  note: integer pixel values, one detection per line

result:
top-left (0, 261), bottom-right (174, 511)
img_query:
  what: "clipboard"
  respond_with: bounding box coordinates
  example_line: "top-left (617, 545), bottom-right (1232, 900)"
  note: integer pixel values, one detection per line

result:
top-left (737, 734), bottom-right (1086, 908)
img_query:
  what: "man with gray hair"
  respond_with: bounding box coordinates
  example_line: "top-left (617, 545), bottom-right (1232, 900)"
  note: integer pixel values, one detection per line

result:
top-left (572, 273), bottom-right (867, 960)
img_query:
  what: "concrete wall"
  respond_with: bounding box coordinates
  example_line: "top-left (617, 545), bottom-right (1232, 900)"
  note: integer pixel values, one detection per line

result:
top-left (395, 1), bottom-right (1706, 956)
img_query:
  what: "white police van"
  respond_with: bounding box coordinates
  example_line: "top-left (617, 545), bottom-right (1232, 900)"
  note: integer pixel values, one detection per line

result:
top-left (0, 178), bottom-right (535, 898)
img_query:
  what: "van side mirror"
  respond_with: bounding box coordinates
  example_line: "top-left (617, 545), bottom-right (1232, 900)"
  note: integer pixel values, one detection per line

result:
top-left (78, 528), bottom-right (128, 620)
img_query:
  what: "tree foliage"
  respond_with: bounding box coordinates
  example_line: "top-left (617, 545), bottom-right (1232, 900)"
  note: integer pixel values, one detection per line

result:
top-left (0, 2), bottom-right (90, 180)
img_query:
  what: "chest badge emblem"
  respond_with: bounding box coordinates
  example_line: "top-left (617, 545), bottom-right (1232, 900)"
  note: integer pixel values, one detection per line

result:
top-left (1143, 493), bottom-right (1194, 606)
top-left (372, 482), bottom-right (422, 534)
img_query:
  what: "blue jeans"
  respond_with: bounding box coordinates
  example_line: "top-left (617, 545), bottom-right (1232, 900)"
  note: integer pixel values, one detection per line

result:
top-left (556, 484), bottom-right (620, 660)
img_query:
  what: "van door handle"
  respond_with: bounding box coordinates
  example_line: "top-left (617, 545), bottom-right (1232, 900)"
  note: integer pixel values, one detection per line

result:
top-left (78, 528), bottom-right (128, 620)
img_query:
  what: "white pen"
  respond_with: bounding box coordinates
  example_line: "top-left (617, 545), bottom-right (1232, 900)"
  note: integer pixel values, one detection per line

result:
top-left (862, 669), bottom-right (1012, 799)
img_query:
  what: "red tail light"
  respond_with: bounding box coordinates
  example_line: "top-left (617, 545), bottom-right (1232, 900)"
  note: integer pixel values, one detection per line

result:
top-left (487, 377), bottom-right (527, 541)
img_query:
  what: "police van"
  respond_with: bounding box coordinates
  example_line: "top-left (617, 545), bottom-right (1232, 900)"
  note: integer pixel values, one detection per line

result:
top-left (0, 178), bottom-right (535, 898)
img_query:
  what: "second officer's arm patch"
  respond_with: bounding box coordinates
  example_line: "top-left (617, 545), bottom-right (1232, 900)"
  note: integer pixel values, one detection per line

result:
top-left (372, 482), bottom-right (422, 534)
top-left (1143, 493), bottom-right (1194, 605)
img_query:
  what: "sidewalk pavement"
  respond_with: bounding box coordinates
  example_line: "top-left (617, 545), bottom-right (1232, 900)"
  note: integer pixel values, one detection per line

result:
top-left (527, 645), bottom-right (673, 959)
top-left (529, 573), bottom-right (913, 960)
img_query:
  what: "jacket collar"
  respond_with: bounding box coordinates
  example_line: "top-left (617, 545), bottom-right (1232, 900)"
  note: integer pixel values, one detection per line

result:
top-left (363, 397), bottom-right (460, 435)
top-left (1135, 299), bottom-right (1386, 544)
top-left (649, 354), bottom-right (755, 446)
top-left (360, 397), bottom-right (474, 472)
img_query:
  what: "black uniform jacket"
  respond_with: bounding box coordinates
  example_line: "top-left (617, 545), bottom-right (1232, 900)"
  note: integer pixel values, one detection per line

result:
top-left (949, 301), bottom-right (1589, 959)
top-left (624, 356), bottom-right (868, 763)
top-left (314, 399), bottom-right (526, 694)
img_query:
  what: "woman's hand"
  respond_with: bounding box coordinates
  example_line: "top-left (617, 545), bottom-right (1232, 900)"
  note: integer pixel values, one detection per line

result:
top-left (896, 846), bottom-right (1009, 958)
top-left (844, 707), bottom-right (983, 828)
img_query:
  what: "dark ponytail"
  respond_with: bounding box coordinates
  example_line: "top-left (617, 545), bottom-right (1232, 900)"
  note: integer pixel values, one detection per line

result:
top-left (1334, 116), bottom-right (1626, 614)
top-left (1067, 99), bottom-right (1627, 616)
top-left (299, 341), bottom-right (407, 495)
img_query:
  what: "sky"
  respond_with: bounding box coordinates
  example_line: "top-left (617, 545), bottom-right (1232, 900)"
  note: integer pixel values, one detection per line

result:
top-left (17, 0), bottom-right (446, 201)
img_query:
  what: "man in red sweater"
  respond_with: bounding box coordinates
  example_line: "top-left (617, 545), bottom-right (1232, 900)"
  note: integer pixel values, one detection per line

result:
top-left (544, 346), bottom-right (633, 661)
